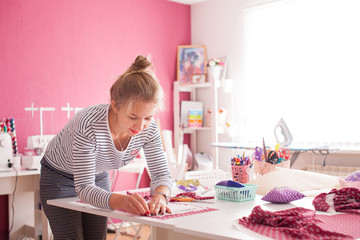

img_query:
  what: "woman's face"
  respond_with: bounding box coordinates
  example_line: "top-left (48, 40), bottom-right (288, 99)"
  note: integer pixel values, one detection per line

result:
top-left (113, 100), bottom-right (157, 136)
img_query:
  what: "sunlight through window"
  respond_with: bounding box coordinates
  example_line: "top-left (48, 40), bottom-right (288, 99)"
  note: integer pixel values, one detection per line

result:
top-left (236, 0), bottom-right (360, 148)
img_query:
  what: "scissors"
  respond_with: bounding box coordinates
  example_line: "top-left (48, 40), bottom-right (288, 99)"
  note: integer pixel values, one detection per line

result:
top-left (277, 148), bottom-right (290, 161)
top-left (266, 150), bottom-right (279, 164)
top-left (253, 146), bottom-right (263, 161)
top-left (178, 184), bottom-right (198, 192)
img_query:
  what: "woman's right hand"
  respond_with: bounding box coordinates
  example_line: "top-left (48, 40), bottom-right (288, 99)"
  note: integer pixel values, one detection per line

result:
top-left (110, 193), bottom-right (150, 216)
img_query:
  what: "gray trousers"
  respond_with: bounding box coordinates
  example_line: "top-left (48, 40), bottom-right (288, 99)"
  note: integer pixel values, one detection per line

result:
top-left (40, 158), bottom-right (110, 240)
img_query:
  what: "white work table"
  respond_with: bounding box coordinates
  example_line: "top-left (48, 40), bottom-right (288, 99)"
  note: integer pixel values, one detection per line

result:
top-left (0, 169), bottom-right (48, 240)
top-left (47, 188), bottom-right (317, 240)
top-left (0, 169), bottom-right (40, 194)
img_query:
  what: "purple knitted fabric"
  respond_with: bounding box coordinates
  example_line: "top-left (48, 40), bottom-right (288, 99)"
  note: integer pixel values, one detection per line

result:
top-left (262, 186), bottom-right (305, 204)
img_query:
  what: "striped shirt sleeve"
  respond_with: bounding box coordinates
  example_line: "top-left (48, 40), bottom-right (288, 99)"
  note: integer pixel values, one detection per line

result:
top-left (143, 121), bottom-right (174, 194)
top-left (72, 130), bottom-right (112, 209)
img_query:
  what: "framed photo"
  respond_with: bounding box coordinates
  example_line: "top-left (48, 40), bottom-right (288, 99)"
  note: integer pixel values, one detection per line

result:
top-left (191, 74), bottom-right (206, 84)
top-left (177, 45), bottom-right (207, 85)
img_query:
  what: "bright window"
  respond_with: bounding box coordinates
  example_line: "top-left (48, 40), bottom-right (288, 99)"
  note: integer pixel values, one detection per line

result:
top-left (236, 0), bottom-right (360, 147)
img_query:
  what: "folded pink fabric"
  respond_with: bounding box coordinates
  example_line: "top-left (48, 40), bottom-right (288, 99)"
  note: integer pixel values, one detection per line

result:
top-left (238, 206), bottom-right (354, 239)
top-left (313, 187), bottom-right (360, 214)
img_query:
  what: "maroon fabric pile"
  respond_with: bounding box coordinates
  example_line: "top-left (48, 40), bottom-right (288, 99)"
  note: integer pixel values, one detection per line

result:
top-left (238, 206), bottom-right (353, 239)
top-left (313, 187), bottom-right (360, 215)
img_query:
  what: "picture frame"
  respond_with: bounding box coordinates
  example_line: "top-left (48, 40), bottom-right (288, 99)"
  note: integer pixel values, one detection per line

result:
top-left (177, 45), bottom-right (207, 85)
top-left (191, 74), bottom-right (206, 84)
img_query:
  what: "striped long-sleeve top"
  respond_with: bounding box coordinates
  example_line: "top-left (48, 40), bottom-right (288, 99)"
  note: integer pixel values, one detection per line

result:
top-left (44, 104), bottom-right (173, 209)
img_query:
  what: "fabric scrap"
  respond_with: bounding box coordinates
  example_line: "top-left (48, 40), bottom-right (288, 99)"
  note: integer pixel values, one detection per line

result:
top-left (238, 205), bottom-right (355, 240)
top-left (313, 187), bottom-right (360, 214)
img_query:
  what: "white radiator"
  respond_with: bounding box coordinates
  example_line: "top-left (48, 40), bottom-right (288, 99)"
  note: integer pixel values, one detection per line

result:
top-left (306, 165), bottom-right (359, 177)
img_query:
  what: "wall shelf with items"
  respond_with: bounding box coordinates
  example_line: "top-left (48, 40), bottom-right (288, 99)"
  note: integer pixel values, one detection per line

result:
top-left (173, 80), bottom-right (220, 169)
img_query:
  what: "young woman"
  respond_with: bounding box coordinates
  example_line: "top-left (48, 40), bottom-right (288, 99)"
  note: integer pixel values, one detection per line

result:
top-left (40, 55), bottom-right (173, 239)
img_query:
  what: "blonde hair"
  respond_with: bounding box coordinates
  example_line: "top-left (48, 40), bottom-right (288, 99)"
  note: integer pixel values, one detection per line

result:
top-left (110, 55), bottom-right (164, 111)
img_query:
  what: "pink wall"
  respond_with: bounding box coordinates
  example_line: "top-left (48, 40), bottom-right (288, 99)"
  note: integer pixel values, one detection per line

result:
top-left (0, 0), bottom-right (190, 153)
top-left (0, 0), bottom-right (191, 232)
top-left (0, 1), bottom-right (190, 234)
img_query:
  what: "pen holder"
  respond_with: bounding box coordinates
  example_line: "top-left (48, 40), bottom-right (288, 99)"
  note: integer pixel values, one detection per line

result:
top-left (231, 165), bottom-right (251, 184)
top-left (254, 160), bottom-right (290, 177)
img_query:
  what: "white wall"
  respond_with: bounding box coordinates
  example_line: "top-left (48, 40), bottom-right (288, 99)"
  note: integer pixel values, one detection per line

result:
top-left (190, 0), bottom-right (360, 171)
top-left (191, 0), bottom-right (246, 171)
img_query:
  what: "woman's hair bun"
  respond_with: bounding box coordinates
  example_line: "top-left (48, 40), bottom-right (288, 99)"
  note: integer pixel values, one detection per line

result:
top-left (110, 54), bottom-right (164, 111)
top-left (130, 55), bottom-right (152, 72)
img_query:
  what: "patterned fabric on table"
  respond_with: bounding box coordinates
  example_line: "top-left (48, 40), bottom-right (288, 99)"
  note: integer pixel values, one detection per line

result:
top-left (238, 205), bottom-right (360, 240)
top-left (126, 190), bottom-right (151, 200)
top-left (313, 187), bottom-right (360, 214)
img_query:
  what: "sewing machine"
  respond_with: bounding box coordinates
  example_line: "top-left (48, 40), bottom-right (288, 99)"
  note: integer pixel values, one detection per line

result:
top-left (0, 133), bottom-right (13, 172)
top-left (22, 135), bottom-right (55, 170)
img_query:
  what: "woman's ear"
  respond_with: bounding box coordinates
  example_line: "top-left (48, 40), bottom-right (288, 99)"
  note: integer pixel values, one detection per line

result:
top-left (111, 100), bottom-right (118, 113)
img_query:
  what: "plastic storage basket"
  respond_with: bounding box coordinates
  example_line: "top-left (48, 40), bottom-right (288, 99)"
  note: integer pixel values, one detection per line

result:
top-left (214, 184), bottom-right (258, 202)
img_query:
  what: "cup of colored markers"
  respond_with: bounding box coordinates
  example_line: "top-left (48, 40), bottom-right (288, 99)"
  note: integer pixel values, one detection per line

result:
top-left (231, 154), bottom-right (252, 184)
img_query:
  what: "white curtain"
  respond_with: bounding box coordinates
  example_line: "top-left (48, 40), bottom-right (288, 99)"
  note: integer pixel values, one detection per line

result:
top-left (236, 0), bottom-right (360, 147)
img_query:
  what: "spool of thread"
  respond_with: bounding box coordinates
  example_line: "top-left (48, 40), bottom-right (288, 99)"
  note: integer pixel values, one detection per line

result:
top-left (11, 119), bottom-right (18, 155)
top-left (12, 140), bottom-right (18, 155)
top-left (0, 118), bottom-right (18, 155)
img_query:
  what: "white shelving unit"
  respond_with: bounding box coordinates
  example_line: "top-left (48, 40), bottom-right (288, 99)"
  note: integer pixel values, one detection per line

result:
top-left (173, 80), bottom-right (221, 169)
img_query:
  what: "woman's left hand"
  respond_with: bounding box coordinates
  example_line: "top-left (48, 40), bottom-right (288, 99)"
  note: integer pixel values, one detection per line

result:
top-left (148, 194), bottom-right (171, 215)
